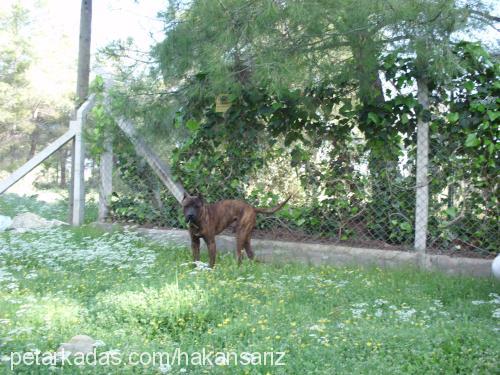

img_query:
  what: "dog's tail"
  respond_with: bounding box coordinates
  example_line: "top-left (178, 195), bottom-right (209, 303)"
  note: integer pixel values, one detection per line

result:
top-left (254, 195), bottom-right (292, 214)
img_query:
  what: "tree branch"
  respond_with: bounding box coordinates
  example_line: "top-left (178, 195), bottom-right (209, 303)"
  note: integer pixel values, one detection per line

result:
top-left (468, 9), bottom-right (500, 23)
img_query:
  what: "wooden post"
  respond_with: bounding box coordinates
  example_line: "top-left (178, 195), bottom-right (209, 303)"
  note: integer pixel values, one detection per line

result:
top-left (70, 96), bottom-right (95, 226)
top-left (70, 118), bottom-right (85, 225)
top-left (68, 138), bottom-right (76, 223)
top-left (414, 76), bottom-right (430, 254)
top-left (98, 134), bottom-right (113, 222)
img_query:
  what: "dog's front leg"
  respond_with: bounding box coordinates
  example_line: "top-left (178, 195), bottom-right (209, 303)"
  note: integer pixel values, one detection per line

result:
top-left (204, 237), bottom-right (217, 268)
top-left (191, 235), bottom-right (200, 263)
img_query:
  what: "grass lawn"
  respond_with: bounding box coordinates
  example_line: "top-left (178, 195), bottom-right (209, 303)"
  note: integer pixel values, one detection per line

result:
top-left (0, 195), bottom-right (499, 374)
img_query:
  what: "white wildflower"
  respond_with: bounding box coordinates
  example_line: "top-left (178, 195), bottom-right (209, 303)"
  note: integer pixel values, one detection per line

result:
top-left (433, 300), bottom-right (444, 308)
top-left (489, 293), bottom-right (500, 305)
top-left (396, 308), bottom-right (416, 321)
top-left (351, 308), bottom-right (365, 318)
top-left (159, 363), bottom-right (172, 373)
top-left (309, 324), bottom-right (325, 332)
top-left (352, 302), bottom-right (368, 308)
top-left (93, 340), bottom-right (106, 348)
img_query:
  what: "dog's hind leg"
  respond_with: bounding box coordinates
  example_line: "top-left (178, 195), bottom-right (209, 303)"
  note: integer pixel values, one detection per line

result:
top-left (244, 238), bottom-right (255, 260)
top-left (236, 236), bottom-right (245, 265)
top-left (238, 210), bottom-right (257, 264)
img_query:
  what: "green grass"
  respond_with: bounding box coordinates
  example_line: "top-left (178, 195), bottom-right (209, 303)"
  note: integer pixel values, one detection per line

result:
top-left (0, 195), bottom-right (499, 374)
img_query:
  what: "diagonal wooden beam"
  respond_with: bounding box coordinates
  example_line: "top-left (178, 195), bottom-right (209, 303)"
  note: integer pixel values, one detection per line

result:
top-left (0, 129), bottom-right (76, 195)
top-left (115, 118), bottom-right (186, 203)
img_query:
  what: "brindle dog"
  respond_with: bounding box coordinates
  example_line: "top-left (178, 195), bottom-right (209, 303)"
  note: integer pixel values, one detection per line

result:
top-left (182, 192), bottom-right (291, 267)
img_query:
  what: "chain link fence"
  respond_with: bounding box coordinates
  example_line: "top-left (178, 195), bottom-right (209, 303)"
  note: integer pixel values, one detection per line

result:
top-left (101, 122), bottom-right (497, 258)
top-left (427, 136), bottom-right (498, 257)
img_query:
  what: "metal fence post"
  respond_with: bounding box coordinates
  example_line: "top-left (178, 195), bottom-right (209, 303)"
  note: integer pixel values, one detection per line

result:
top-left (414, 76), bottom-right (430, 254)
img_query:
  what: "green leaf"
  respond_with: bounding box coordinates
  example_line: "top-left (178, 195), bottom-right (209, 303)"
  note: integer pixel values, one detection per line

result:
top-left (487, 142), bottom-right (494, 155)
top-left (447, 112), bottom-right (459, 123)
top-left (464, 133), bottom-right (480, 148)
top-left (401, 113), bottom-right (409, 124)
top-left (478, 121), bottom-right (489, 130)
top-left (367, 112), bottom-right (380, 124)
top-left (487, 110), bottom-right (499, 122)
top-left (186, 119), bottom-right (200, 132)
top-left (445, 207), bottom-right (457, 218)
top-left (464, 81), bottom-right (474, 92)
top-left (471, 102), bottom-right (486, 113)
top-left (399, 222), bottom-right (412, 232)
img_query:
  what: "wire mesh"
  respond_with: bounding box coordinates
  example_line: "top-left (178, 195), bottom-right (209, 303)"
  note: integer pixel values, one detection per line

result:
top-left (102, 125), bottom-right (499, 258)
top-left (107, 140), bottom-right (420, 252)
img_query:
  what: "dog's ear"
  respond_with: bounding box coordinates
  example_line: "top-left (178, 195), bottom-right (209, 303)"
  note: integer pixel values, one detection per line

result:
top-left (198, 192), bottom-right (204, 203)
top-left (182, 191), bottom-right (189, 201)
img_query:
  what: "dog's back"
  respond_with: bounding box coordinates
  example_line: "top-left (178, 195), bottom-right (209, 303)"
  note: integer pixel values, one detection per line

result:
top-left (207, 200), bottom-right (255, 235)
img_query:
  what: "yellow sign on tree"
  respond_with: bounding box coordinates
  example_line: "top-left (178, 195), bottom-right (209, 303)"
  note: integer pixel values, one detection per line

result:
top-left (215, 94), bottom-right (231, 113)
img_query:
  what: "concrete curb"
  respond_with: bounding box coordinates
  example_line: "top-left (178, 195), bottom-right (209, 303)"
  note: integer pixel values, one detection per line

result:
top-left (97, 224), bottom-right (494, 278)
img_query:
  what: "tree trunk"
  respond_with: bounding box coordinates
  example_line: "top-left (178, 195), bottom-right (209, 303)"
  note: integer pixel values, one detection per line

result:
top-left (27, 128), bottom-right (39, 160)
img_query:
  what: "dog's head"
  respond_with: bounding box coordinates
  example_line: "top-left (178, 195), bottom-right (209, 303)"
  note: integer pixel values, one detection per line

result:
top-left (182, 192), bottom-right (204, 225)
